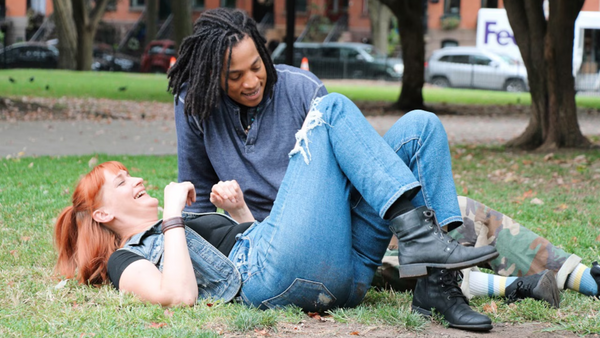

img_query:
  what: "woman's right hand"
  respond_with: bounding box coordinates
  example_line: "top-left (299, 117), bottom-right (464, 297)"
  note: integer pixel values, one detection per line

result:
top-left (163, 181), bottom-right (196, 220)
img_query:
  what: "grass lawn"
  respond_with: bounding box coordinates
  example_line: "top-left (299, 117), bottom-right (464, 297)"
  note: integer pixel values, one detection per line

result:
top-left (1, 148), bottom-right (600, 336)
top-left (2, 69), bottom-right (600, 108)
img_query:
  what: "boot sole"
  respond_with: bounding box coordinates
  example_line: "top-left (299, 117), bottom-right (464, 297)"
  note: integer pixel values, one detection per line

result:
top-left (412, 305), bottom-right (493, 332)
top-left (399, 251), bottom-right (499, 278)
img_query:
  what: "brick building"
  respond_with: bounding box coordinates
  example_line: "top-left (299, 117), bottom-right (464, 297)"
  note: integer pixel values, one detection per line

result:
top-left (1, 0), bottom-right (599, 62)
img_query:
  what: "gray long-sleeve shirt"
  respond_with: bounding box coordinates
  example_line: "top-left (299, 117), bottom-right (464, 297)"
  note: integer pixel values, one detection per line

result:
top-left (175, 65), bottom-right (328, 221)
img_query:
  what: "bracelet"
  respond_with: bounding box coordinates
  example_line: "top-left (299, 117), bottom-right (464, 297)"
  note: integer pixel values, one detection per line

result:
top-left (161, 217), bottom-right (185, 234)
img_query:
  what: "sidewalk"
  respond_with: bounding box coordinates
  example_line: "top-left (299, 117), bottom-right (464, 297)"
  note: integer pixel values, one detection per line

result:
top-left (2, 111), bottom-right (600, 158)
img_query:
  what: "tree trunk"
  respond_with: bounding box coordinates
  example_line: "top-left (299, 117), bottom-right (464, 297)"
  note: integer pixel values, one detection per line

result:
top-left (380, 0), bottom-right (426, 111)
top-left (72, 0), bottom-right (110, 71)
top-left (172, 0), bottom-right (193, 51)
top-left (146, 0), bottom-right (159, 46)
top-left (543, 0), bottom-right (590, 149)
top-left (368, 0), bottom-right (393, 55)
top-left (52, 0), bottom-right (77, 69)
top-left (504, 0), bottom-right (591, 149)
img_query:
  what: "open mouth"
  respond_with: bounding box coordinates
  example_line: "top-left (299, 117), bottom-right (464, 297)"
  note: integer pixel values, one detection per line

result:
top-left (243, 88), bottom-right (260, 98)
top-left (135, 190), bottom-right (146, 199)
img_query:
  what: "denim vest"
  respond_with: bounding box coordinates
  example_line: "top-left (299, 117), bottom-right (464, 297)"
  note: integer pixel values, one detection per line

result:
top-left (118, 220), bottom-right (242, 303)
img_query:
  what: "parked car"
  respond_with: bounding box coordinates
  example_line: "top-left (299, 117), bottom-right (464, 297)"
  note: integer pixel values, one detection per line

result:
top-left (0, 42), bottom-right (58, 69)
top-left (140, 40), bottom-right (177, 73)
top-left (271, 42), bottom-right (404, 81)
top-left (425, 46), bottom-right (528, 92)
top-left (92, 44), bottom-right (140, 72)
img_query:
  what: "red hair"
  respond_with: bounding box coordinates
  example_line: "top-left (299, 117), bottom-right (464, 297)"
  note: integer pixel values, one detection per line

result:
top-left (54, 161), bottom-right (128, 285)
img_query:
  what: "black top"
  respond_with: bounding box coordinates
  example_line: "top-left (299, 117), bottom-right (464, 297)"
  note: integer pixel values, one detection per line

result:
top-left (107, 215), bottom-right (252, 290)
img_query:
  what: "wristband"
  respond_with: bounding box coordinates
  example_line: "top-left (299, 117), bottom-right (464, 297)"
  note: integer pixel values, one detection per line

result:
top-left (161, 217), bottom-right (185, 234)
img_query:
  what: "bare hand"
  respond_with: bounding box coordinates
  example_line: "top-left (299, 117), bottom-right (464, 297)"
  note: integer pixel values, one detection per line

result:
top-left (163, 181), bottom-right (196, 219)
top-left (210, 180), bottom-right (246, 212)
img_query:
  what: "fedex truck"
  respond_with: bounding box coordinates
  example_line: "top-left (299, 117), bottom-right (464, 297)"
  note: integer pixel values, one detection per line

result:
top-left (476, 8), bottom-right (600, 91)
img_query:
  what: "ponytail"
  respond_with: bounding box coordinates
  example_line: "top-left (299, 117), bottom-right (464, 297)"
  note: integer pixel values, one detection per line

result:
top-left (53, 161), bottom-right (126, 285)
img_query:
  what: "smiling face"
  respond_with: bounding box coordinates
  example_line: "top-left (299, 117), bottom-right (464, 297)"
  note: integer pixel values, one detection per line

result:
top-left (221, 35), bottom-right (267, 107)
top-left (94, 169), bottom-right (159, 232)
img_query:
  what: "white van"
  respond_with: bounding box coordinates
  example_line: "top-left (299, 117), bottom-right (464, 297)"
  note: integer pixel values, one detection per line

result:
top-left (476, 8), bottom-right (600, 92)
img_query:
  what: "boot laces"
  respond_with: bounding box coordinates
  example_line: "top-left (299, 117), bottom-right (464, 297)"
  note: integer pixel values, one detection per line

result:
top-left (440, 269), bottom-right (468, 303)
top-left (423, 209), bottom-right (454, 243)
top-left (505, 280), bottom-right (530, 304)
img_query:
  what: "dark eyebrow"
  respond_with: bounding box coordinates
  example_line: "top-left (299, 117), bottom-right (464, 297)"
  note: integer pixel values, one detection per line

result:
top-left (229, 56), bottom-right (261, 75)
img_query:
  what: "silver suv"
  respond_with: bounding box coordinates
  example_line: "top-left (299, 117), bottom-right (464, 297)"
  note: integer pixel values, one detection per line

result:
top-left (425, 47), bottom-right (528, 92)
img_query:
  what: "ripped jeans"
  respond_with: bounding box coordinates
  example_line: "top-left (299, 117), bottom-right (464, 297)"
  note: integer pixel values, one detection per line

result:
top-left (228, 93), bottom-right (462, 311)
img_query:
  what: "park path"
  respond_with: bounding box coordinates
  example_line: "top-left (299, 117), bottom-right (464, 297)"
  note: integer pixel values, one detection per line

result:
top-left (3, 113), bottom-right (600, 157)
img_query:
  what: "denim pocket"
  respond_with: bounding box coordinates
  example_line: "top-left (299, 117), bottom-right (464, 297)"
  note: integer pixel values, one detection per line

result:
top-left (261, 278), bottom-right (337, 312)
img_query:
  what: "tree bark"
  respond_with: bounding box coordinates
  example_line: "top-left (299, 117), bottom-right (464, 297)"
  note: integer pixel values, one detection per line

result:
top-left (368, 0), bottom-right (393, 55)
top-left (504, 0), bottom-right (591, 149)
top-left (379, 0), bottom-right (426, 111)
top-left (52, 0), bottom-right (77, 69)
top-left (72, 0), bottom-right (110, 71)
top-left (146, 0), bottom-right (159, 47)
top-left (172, 0), bottom-right (193, 51)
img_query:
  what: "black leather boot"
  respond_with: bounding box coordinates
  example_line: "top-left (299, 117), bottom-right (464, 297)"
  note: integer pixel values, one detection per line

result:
top-left (505, 269), bottom-right (560, 308)
top-left (390, 206), bottom-right (499, 278)
top-left (412, 268), bottom-right (493, 332)
top-left (591, 261), bottom-right (600, 298)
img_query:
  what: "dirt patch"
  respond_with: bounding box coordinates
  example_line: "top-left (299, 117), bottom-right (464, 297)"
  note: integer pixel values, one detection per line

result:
top-left (220, 320), bottom-right (579, 337)
top-left (2, 96), bottom-right (599, 122)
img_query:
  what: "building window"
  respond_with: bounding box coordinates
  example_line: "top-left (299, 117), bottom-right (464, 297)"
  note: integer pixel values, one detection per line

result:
top-left (481, 0), bottom-right (498, 8)
top-left (106, 0), bottom-right (117, 11)
top-left (296, 0), bottom-right (307, 12)
top-left (221, 0), bottom-right (235, 8)
top-left (362, 0), bottom-right (368, 15)
top-left (192, 0), bottom-right (204, 9)
top-left (130, 0), bottom-right (145, 8)
top-left (444, 0), bottom-right (460, 15)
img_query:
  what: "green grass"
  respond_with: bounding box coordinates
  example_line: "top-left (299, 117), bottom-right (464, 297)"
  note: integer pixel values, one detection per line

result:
top-left (1, 149), bottom-right (600, 336)
top-left (2, 69), bottom-right (599, 108)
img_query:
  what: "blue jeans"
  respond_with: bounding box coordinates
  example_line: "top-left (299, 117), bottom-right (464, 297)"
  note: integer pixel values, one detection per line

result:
top-left (228, 93), bottom-right (461, 311)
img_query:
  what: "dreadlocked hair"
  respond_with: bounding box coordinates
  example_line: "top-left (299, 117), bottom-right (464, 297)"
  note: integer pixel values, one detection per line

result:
top-left (167, 8), bottom-right (278, 122)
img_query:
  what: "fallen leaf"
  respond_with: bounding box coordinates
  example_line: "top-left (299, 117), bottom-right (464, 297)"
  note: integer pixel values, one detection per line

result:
top-left (530, 198), bottom-right (544, 205)
top-left (254, 328), bottom-right (270, 336)
top-left (510, 163), bottom-right (519, 171)
top-left (206, 303), bottom-right (213, 307)
top-left (79, 333), bottom-right (95, 338)
top-left (130, 167), bottom-right (141, 172)
top-left (555, 204), bottom-right (568, 211)
top-left (572, 236), bottom-right (578, 243)
top-left (595, 234), bottom-right (600, 242)
top-left (55, 279), bottom-right (68, 289)
top-left (556, 177), bottom-right (564, 185)
top-left (544, 153), bottom-right (554, 161)
top-left (350, 331), bottom-right (360, 336)
top-left (574, 154), bottom-right (587, 164)
top-left (522, 190), bottom-right (534, 198)
top-left (21, 236), bottom-right (31, 241)
top-left (28, 162), bottom-right (34, 168)
top-left (462, 186), bottom-right (468, 195)
top-left (88, 157), bottom-right (98, 168)
top-left (483, 301), bottom-right (497, 314)
top-left (164, 309), bottom-right (174, 317)
top-left (9, 250), bottom-right (17, 257)
top-left (308, 312), bottom-right (321, 320)
top-left (522, 160), bottom-right (533, 166)
top-left (147, 322), bottom-right (167, 329)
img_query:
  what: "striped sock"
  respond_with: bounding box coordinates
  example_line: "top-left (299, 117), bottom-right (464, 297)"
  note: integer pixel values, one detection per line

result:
top-left (468, 271), bottom-right (518, 297)
top-left (566, 263), bottom-right (598, 296)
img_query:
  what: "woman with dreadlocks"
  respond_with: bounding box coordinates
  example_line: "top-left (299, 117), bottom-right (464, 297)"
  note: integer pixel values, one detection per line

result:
top-left (164, 7), bottom-right (500, 331)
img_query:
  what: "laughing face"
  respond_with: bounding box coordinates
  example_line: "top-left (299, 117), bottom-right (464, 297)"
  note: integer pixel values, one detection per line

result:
top-left (221, 35), bottom-right (267, 107)
top-left (98, 169), bottom-right (159, 220)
